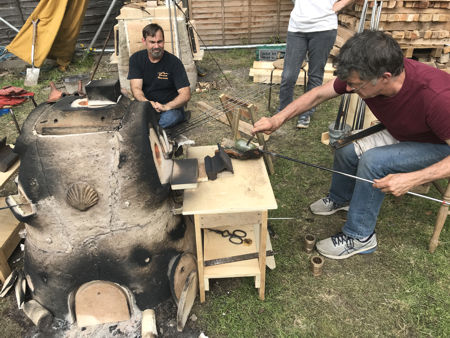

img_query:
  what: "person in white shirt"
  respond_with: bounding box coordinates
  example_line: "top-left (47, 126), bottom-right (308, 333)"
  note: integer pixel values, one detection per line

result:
top-left (279, 0), bottom-right (353, 128)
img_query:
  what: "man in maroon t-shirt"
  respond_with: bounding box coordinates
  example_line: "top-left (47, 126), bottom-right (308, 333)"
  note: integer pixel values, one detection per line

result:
top-left (252, 30), bottom-right (450, 259)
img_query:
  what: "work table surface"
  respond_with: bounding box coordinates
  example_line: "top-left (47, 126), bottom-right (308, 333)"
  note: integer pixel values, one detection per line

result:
top-left (182, 145), bottom-right (277, 215)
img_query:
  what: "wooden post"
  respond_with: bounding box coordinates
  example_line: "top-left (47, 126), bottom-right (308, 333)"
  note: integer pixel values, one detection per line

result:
top-left (194, 214), bottom-right (205, 302)
top-left (219, 94), bottom-right (241, 140)
top-left (258, 210), bottom-right (268, 300)
top-left (248, 105), bottom-right (275, 175)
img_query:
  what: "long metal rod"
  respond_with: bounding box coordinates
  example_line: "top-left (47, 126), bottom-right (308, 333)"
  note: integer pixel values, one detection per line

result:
top-left (357, 0), bottom-right (369, 32)
top-left (90, 25), bottom-right (114, 82)
top-left (259, 149), bottom-right (450, 206)
top-left (172, 0), bottom-right (181, 59)
top-left (0, 17), bottom-right (19, 32)
top-left (168, 0), bottom-right (175, 56)
top-left (87, 0), bottom-right (118, 52)
top-left (0, 204), bottom-right (26, 211)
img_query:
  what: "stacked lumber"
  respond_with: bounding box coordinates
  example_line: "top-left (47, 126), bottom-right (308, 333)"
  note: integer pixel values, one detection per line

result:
top-left (190, 0), bottom-right (294, 46)
top-left (337, 0), bottom-right (450, 70)
top-left (248, 61), bottom-right (336, 85)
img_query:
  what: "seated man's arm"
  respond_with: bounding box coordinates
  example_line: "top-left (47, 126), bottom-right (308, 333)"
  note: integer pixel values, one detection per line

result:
top-left (130, 79), bottom-right (148, 102)
top-left (252, 79), bottom-right (340, 135)
top-left (152, 86), bottom-right (191, 112)
top-left (373, 141), bottom-right (450, 196)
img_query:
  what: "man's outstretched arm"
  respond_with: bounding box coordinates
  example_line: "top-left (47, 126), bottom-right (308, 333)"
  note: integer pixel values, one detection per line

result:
top-left (252, 79), bottom-right (340, 135)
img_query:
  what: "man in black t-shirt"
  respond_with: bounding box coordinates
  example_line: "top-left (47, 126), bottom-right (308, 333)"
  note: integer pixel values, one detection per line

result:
top-left (127, 23), bottom-right (190, 128)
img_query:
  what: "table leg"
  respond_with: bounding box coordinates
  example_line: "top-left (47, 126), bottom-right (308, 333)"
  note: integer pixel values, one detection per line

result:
top-left (258, 210), bottom-right (268, 300)
top-left (0, 249), bottom-right (11, 283)
top-left (194, 214), bottom-right (206, 302)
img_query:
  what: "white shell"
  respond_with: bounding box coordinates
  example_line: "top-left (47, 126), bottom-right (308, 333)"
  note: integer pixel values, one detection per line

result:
top-left (66, 182), bottom-right (99, 211)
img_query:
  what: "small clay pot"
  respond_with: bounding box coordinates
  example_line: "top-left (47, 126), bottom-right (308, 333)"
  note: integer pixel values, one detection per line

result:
top-left (310, 255), bottom-right (324, 277)
top-left (304, 234), bottom-right (316, 253)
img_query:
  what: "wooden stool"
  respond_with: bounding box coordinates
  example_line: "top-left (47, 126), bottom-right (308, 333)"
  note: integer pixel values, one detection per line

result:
top-left (429, 179), bottom-right (450, 253)
top-left (0, 197), bottom-right (24, 282)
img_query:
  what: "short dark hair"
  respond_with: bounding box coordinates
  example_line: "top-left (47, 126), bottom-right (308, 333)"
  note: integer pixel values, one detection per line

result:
top-left (333, 30), bottom-right (404, 81)
top-left (142, 23), bottom-right (165, 40)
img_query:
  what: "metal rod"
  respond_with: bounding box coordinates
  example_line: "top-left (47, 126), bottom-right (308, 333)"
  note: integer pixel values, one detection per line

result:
top-left (0, 17), bottom-right (19, 32)
top-left (90, 25), bottom-right (114, 82)
top-left (168, 0), bottom-right (175, 56)
top-left (87, 0), bottom-right (118, 53)
top-left (8, 108), bottom-right (21, 134)
top-left (340, 94), bottom-right (351, 130)
top-left (374, 1), bottom-right (383, 29)
top-left (13, 0), bottom-right (25, 25)
top-left (172, 0), bottom-right (181, 59)
top-left (201, 43), bottom-right (286, 50)
top-left (172, 1), bottom-right (233, 87)
top-left (334, 95), bottom-right (345, 130)
top-left (357, 0), bottom-right (369, 33)
top-left (0, 204), bottom-right (26, 211)
top-left (258, 149), bottom-right (450, 206)
top-left (370, 0), bottom-right (378, 29)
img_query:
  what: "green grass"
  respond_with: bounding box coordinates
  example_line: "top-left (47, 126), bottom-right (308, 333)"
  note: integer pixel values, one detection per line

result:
top-left (0, 49), bottom-right (448, 337)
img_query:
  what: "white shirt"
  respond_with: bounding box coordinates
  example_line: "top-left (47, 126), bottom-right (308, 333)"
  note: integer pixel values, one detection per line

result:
top-left (288, 0), bottom-right (338, 32)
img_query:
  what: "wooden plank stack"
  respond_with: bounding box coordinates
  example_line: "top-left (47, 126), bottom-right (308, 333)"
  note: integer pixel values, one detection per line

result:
top-left (190, 0), bottom-right (294, 46)
top-left (249, 60), bottom-right (336, 85)
top-left (338, 0), bottom-right (450, 71)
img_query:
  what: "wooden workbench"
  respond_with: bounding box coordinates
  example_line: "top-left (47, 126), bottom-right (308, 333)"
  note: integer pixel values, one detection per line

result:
top-left (182, 146), bottom-right (277, 302)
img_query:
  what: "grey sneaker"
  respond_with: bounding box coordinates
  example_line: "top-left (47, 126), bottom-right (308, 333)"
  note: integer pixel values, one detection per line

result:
top-left (310, 196), bottom-right (349, 216)
top-left (316, 232), bottom-right (377, 259)
top-left (296, 116), bottom-right (310, 129)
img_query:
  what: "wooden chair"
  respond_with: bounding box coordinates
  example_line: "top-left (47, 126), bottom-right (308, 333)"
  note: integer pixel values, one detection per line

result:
top-left (429, 179), bottom-right (450, 253)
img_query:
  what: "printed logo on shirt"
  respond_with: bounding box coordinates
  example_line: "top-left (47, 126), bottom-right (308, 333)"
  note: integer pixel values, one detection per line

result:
top-left (157, 72), bottom-right (169, 80)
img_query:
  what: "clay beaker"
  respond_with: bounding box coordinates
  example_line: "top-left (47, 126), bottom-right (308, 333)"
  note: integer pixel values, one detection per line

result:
top-left (304, 234), bottom-right (316, 253)
top-left (310, 255), bottom-right (324, 277)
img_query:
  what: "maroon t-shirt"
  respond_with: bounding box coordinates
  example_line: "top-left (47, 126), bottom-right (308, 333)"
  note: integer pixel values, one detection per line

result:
top-left (334, 58), bottom-right (450, 144)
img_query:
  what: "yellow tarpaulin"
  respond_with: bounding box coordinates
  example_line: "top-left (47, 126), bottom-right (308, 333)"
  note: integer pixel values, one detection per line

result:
top-left (6, 0), bottom-right (89, 69)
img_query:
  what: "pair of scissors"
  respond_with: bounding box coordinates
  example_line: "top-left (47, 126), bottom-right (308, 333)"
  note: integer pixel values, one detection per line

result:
top-left (208, 229), bottom-right (247, 244)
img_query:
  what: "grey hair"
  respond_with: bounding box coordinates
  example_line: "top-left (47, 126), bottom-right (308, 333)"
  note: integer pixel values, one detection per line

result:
top-left (333, 30), bottom-right (404, 81)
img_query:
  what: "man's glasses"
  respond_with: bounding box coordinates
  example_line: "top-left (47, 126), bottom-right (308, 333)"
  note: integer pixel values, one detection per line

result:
top-left (348, 79), bottom-right (376, 93)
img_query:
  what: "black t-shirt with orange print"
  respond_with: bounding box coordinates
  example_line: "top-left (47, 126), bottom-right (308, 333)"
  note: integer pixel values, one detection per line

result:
top-left (128, 50), bottom-right (190, 104)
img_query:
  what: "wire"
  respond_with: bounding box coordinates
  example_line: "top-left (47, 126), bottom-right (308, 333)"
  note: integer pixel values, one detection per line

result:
top-left (170, 82), bottom-right (271, 136)
top-left (172, 1), bottom-right (233, 88)
top-left (259, 149), bottom-right (450, 206)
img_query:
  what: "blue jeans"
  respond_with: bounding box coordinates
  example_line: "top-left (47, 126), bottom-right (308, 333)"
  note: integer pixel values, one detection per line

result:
top-left (278, 30), bottom-right (337, 120)
top-left (328, 142), bottom-right (450, 239)
top-left (159, 108), bottom-right (185, 128)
